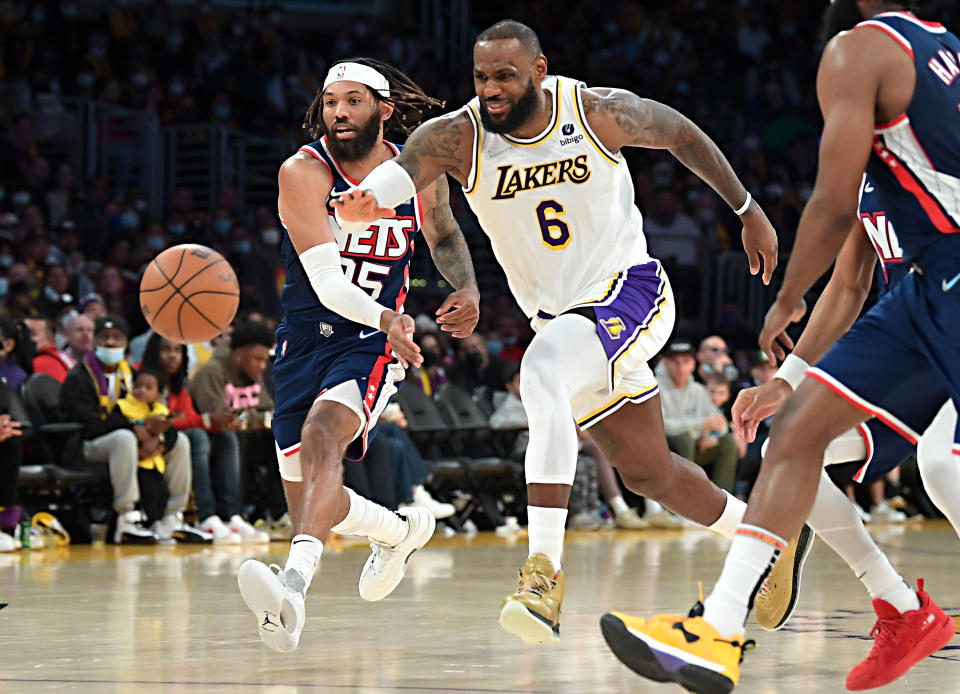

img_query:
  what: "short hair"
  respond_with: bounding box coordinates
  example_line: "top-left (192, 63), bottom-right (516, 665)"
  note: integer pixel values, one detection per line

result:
top-left (475, 19), bottom-right (542, 56)
top-left (134, 366), bottom-right (164, 387)
top-left (704, 373), bottom-right (730, 388)
top-left (230, 321), bottom-right (274, 351)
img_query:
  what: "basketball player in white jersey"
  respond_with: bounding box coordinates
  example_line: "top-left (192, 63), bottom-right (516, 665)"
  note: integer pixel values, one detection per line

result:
top-left (334, 19), bottom-right (780, 645)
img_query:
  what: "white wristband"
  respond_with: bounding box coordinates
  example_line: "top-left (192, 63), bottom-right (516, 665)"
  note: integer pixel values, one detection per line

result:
top-left (357, 159), bottom-right (416, 209)
top-left (774, 353), bottom-right (809, 390)
top-left (734, 192), bottom-right (752, 216)
top-left (299, 243), bottom-right (386, 330)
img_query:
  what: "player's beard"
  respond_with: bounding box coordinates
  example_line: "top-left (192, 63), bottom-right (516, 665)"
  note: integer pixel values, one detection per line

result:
top-left (478, 77), bottom-right (539, 134)
top-left (325, 111), bottom-right (382, 163)
top-left (819, 0), bottom-right (866, 49)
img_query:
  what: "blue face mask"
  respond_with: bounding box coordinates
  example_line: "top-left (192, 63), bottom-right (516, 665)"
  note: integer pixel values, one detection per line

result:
top-left (0, 278), bottom-right (7, 297)
top-left (146, 236), bottom-right (165, 252)
top-left (486, 340), bottom-right (503, 357)
top-left (214, 218), bottom-right (232, 236)
top-left (233, 240), bottom-right (251, 254)
top-left (120, 211), bottom-right (139, 230)
top-left (168, 223), bottom-right (186, 236)
top-left (95, 345), bottom-right (125, 366)
top-left (0, 255), bottom-right (13, 269)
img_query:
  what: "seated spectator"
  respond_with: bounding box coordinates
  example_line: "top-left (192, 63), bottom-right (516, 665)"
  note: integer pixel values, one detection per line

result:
top-left (696, 335), bottom-right (735, 384)
top-left (190, 321), bottom-right (278, 541)
top-left (77, 292), bottom-right (107, 321)
top-left (655, 339), bottom-right (738, 493)
top-left (62, 312), bottom-right (94, 365)
top-left (380, 404), bottom-right (455, 519)
top-left (447, 334), bottom-right (508, 392)
top-left (34, 264), bottom-right (74, 318)
top-left (0, 316), bottom-right (32, 392)
top-left (114, 367), bottom-right (208, 542)
top-left (27, 317), bottom-right (73, 383)
top-left (140, 332), bottom-right (244, 544)
top-left (60, 315), bottom-right (193, 544)
top-left (0, 396), bottom-right (24, 552)
top-left (406, 330), bottom-right (448, 397)
top-left (489, 362), bottom-right (526, 432)
top-left (705, 372), bottom-right (748, 459)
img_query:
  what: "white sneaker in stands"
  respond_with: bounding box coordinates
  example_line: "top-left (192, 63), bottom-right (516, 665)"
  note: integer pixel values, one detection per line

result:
top-left (229, 514), bottom-right (271, 543)
top-left (408, 485), bottom-right (456, 520)
top-left (199, 515), bottom-right (241, 544)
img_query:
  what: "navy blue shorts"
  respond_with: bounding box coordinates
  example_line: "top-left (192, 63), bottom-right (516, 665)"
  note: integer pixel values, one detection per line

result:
top-left (811, 257), bottom-right (960, 458)
top-left (272, 317), bottom-right (403, 463)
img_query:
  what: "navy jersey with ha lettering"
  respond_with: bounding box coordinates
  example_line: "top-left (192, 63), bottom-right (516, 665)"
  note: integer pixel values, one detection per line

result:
top-left (277, 134), bottom-right (421, 332)
top-left (860, 12), bottom-right (960, 262)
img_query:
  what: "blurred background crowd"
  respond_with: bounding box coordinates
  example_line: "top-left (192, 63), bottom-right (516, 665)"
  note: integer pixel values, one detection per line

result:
top-left (0, 0), bottom-right (952, 547)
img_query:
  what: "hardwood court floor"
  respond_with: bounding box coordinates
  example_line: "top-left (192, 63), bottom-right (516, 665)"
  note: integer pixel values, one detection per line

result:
top-left (1, 522), bottom-right (958, 693)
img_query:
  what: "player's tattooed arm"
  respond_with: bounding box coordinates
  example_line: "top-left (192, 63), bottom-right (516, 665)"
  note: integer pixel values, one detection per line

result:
top-left (395, 110), bottom-right (475, 191)
top-left (583, 87), bottom-right (779, 284)
top-left (420, 175), bottom-right (480, 338)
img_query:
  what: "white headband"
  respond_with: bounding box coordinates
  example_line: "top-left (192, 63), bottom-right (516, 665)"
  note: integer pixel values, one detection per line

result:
top-left (323, 62), bottom-right (390, 98)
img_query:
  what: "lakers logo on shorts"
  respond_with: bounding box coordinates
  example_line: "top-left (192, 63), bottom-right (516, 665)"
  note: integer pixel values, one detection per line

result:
top-left (600, 317), bottom-right (626, 340)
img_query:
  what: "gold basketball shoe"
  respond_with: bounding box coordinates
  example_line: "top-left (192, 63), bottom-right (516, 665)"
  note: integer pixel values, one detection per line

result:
top-left (754, 524), bottom-right (815, 630)
top-left (498, 553), bottom-right (564, 644)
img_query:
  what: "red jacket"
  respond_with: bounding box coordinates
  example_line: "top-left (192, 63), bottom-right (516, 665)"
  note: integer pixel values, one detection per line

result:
top-left (167, 387), bottom-right (207, 431)
top-left (33, 345), bottom-right (76, 384)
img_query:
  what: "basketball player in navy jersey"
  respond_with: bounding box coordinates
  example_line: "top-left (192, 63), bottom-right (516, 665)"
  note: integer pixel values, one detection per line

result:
top-left (603, 3), bottom-right (960, 692)
top-left (237, 58), bottom-right (480, 652)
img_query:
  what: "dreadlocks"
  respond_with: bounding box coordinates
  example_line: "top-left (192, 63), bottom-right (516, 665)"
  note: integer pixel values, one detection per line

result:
top-left (303, 57), bottom-right (445, 140)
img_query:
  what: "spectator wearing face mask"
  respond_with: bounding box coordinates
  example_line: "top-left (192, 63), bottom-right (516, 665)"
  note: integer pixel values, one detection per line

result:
top-left (406, 330), bottom-right (448, 398)
top-left (34, 264), bottom-right (74, 318)
top-left (448, 334), bottom-right (508, 392)
top-left (695, 334), bottom-right (736, 384)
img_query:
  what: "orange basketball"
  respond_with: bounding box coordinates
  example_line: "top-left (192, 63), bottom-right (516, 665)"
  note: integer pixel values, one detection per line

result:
top-left (139, 244), bottom-right (240, 344)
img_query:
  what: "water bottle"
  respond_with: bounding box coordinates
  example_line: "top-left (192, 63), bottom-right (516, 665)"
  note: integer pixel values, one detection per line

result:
top-left (19, 517), bottom-right (30, 549)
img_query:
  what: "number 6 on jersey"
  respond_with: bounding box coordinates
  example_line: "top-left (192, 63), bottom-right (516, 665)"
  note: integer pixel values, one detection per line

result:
top-left (536, 200), bottom-right (571, 250)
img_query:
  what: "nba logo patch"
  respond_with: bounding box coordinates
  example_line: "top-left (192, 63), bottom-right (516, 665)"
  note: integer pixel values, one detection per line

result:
top-left (280, 340), bottom-right (288, 357)
top-left (336, 64), bottom-right (347, 79)
top-left (600, 317), bottom-right (626, 340)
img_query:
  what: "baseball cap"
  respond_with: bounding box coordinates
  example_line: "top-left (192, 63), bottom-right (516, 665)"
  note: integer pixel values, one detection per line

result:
top-left (663, 338), bottom-right (695, 357)
top-left (94, 315), bottom-right (128, 337)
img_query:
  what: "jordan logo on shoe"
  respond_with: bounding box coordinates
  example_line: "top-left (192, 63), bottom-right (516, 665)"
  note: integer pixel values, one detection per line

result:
top-left (673, 622), bottom-right (701, 644)
top-left (262, 613), bottom-right (278, 630)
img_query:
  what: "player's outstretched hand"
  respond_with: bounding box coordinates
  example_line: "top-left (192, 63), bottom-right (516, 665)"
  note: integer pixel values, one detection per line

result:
top-left (382, 312), bottom-right (422, 369)
top-left (436, 285), bottom-right (480, 338)
top-left (330, 189), bottom-right (396, 223)
top-left (731, 380), bottom-right (793, 442)
top-left (740, 204), bottom-right (779, 285)
top-left (758, 296), bottom-right (807, 365)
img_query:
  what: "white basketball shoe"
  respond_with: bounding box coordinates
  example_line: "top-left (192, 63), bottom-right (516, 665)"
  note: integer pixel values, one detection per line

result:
top-left (358, 506), bottom-right (436, 602)
top-left (238, 560), bottom-right (306, 652)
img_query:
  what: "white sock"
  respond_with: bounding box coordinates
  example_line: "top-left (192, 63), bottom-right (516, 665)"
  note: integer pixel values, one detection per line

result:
top-left (610, 495), bottom-right (630, 516)
top-left (283, 534), bottom-right (323, 595)
top-left (706, 491), bottom-right (746, 538)
top-left (331, 487), bottom-right (408, 547)
top-left (645, 499), bottom-right (663, 515)
top-left (703, 524), bottom-right (785, 638)
top-left (527, 506), bottom-right (567, 572)
top-left (807, 470), bottom-right (920, 614)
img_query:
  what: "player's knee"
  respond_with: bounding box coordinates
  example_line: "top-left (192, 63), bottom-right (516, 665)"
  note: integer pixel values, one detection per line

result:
top-left (519, 352), bottom-right (563, 406)
top-left (917, 435), bottom-right (952, 479)
top-left (614, 456), bottom-right (670, 500)
top-left (300, 413), bottom-right (352, 464)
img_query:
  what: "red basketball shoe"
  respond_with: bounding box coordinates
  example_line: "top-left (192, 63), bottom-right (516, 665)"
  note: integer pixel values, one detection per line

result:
top-left (846, 579), bottom-right (956, 691)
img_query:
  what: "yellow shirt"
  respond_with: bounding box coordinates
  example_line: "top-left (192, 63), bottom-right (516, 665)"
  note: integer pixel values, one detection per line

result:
top-left (115, 396), bottom-right (169, 473)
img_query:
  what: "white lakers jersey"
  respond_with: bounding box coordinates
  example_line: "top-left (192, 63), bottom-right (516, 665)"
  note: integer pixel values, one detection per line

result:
top-left (461, 75), bottom-right (652, 318)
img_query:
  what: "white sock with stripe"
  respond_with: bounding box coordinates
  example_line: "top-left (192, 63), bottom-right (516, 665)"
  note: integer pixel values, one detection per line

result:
top-left (702, 524), bottom-right (786, 638)
top-left (284, 534), bottom-right (323, 596)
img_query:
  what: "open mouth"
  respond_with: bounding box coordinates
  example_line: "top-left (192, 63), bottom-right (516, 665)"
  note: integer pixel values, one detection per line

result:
top-left (485, 101), bottom-right (509, 115)
top-left (332, 124), bottom-right (356, 138)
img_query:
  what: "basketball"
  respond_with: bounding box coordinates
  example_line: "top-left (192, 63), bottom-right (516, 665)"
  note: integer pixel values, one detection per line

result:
top-left (139, 244), bottom-right (240, 344)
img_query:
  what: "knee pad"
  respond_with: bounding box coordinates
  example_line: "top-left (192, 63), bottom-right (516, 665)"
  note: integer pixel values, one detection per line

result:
top-left (277, 442), bottom-right (303, 482)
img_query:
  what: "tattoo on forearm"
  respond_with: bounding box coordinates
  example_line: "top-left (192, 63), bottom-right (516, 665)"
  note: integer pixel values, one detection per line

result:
top-left (430, 202), bottom-right (477, 291)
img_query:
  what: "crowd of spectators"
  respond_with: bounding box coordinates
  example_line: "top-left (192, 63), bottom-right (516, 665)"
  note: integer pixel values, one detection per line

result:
top-left (1, 0), bottom-right (951, 546)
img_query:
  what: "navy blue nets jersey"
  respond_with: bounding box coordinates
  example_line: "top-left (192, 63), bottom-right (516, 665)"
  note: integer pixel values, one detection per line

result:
top-left (859, 12), bottom-right (960, 262)
top-left (859, 173), bottom-right (906, 293)
top-left (277, 135), bottom-right (421, 330)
